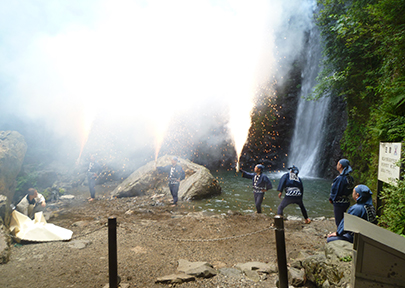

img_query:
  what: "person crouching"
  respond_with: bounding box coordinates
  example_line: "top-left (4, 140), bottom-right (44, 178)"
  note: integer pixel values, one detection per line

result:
top-left (16, 188), bottom-right (46, 219)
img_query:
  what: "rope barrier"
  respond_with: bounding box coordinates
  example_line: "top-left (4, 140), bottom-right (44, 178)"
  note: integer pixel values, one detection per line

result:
top-left (8, 222), bottom-right (276, 243)
top-left (71, 224), bottom-right (107, 239)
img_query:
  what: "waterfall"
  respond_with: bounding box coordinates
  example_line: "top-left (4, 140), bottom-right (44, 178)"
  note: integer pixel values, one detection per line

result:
top-left (288, 17), bottom-right (330, 177)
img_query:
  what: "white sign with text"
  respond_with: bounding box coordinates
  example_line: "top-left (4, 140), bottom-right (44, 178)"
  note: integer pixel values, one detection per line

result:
top-left (378, 142), bottom-right (402, 186)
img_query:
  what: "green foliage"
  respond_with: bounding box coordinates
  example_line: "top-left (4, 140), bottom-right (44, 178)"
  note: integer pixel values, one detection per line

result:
top-left (315, 0), bottom-right (405, 233)
top-left (339, 255), bottom-right (352, 262)
top-left (15, 172), bottom-right (38, 195)
top-left (379, 178), bottom-right (405, 236)
top-left (41, 188), bottom-right (51, 201)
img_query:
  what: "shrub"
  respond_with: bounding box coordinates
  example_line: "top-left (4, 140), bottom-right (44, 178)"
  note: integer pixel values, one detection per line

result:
top-left (379, 179), bottom-right (405, 237)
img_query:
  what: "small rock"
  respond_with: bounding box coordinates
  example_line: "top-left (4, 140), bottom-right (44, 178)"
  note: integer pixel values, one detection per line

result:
top-left (71, 221), bottom-right (89, 228)
top-left (68, 240), bottom-right (92, 249)
top-left (60, 195), bottom-right (75, 200)
top-left (155, 273), bottom-right (195, 284)
top-left (286, 216), bottom-right (302, 221)
top-left (235, 261), bottom-right (277, 274)
top-left (218, 267), bottom-right (243, 278)
top-left (244, 269), bottom-right (260, 282)
top-left (177, 259), bottom-right (217, 278)
top-left (288, 267), bottom-right (306, 286)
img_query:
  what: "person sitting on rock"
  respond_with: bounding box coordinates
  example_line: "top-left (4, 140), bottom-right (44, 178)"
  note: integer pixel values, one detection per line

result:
top-left (16, 188), bottom-right (46, 219)
top-left (238, 164), bottom-right (272, 214)
top-left (276, 166), bottom-right (311, 224)
top-left (327, 184), bottom-right (377, 243)
top-left (156, 156), bottom-right (185, 207)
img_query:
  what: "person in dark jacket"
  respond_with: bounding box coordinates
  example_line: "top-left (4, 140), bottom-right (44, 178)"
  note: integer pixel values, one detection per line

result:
top-left (156, 156), bottom-right (185, 207)
top-left (330, 159), bottom-right (354, 227)
top-left (277, 166), bottom-right (311, 224)
top-left (87, 155), bottom-right (103, 201)
top-left (327, 184), bottom-right (377, 243)
top-left (239, 164), bottom-right (272, 213)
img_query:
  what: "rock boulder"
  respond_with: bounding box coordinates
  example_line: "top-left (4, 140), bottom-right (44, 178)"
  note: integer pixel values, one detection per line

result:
top-left (0, 131), bottom-right (27, 223)
top-left (111, 155), bottom-right (221, 200)
top-left (0, 221), bottom-right (11, 264)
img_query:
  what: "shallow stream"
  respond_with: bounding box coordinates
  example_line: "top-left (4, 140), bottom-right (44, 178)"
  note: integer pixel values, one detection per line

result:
top-left (188, 170), bottom-right (334, 219)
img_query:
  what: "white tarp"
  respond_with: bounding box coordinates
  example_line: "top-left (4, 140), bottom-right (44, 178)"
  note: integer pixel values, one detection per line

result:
top-left (9, 210), bottom-right (73, 242)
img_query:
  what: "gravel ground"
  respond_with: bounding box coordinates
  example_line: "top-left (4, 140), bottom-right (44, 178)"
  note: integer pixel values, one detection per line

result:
top-left (0, 185), bottom-right (336, 288)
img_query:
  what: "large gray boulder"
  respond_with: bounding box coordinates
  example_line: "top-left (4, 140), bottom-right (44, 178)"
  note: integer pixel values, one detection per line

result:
top-left (111, 155), bottom-right (221, 200)
top-left (0, 131), bottom-right (27, 223)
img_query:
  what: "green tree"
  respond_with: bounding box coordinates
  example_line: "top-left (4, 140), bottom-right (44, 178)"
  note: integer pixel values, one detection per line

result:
top-left (316, 0), bottom-right (405, 234)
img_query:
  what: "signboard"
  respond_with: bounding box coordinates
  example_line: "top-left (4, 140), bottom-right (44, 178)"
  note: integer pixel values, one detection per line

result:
top-left (378, 142), bottom-right (402, 186)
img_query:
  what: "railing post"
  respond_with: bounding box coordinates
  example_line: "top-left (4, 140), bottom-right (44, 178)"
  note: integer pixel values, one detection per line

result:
top-left (274, 215), bottom-right (288, 288)
top-left (108, 216), bottom-right (118, 288)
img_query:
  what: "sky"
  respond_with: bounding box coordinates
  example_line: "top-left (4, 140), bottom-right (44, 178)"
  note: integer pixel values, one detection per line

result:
top-left (0, 0), bottom-right (316, 170)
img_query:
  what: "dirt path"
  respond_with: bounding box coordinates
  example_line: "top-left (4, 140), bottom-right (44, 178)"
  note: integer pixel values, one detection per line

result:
top-left (0, 186), bottom-right (336, 288)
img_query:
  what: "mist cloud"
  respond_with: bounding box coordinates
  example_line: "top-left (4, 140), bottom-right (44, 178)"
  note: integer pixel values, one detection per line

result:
top-left (0, 0), bottom-right (317, 170)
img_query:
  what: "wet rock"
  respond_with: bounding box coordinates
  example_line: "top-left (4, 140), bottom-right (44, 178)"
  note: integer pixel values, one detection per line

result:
top-left (111, 155), bottom-right (221, 200)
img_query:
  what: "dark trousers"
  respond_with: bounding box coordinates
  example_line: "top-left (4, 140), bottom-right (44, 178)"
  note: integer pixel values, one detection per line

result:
top-left (327, 232), bottom-right (353, 243)
top-left (254, 192), bottom-right (264, 213)
top-left (88, 177), bottom-right (96, 199)
top-left (333, 203), bottom-right (350, 227)
top-left (28, 203), bottom-right (46, 219)
top-left (169, 183), bottom-right (179, 204)
top-left (277, 197), bottom-right (309, 219)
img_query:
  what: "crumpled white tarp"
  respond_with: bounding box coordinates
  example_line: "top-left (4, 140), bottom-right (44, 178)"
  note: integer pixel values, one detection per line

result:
top-left (9, 210), bottom-right (73, 242)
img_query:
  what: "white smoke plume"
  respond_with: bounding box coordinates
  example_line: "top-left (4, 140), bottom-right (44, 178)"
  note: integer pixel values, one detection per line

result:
top-left (0, 0), bottom-right (316, 171)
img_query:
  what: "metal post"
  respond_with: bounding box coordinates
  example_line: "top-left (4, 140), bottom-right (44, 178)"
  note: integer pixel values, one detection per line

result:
top-left (108, 216), bottom-right (118, 288)
top-left (274, 215), bottom-right (288, 288)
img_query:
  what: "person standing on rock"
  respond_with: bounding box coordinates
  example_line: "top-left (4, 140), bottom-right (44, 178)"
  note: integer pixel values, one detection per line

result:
top-left (238, 164), bottom-right (272, 213)
top-left (276, 166), bottom-right (311, 224)
top-left (16, 188), bottom-right (46, 219)
top-left (329, 159), bottom-right (354, 227)
top-left (327, 184), bottom-right (377, 243)
top-left (156, 156), bottom-right (185, 207)
top-left (87, 155), bottom-right (103, 202)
